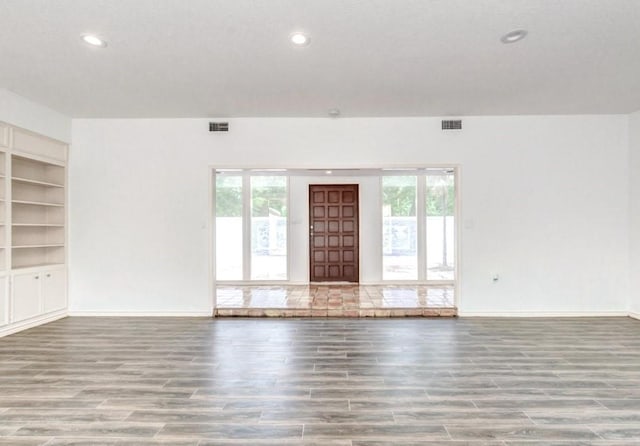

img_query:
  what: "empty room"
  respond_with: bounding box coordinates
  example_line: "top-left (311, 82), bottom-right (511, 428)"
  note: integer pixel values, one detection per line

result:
top-left (1, 0), bottom-right (640, 444)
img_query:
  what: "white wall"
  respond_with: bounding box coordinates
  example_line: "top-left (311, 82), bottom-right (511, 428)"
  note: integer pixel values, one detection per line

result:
top-left (0, 89), bottom-right (71, 142)
top-left (70, 115), bottom-right (630, 316)
top-left (630, 111), bottom-right (640, 317)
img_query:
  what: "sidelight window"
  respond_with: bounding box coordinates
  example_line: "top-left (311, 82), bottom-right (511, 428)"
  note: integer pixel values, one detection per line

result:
top-left (382, 169), bottom-right (456, 282)
top-left (426, 172), bottom-right (455, 280)
top-left (250, 176), bottom-right (288, 280)
top-left (382, 176), bottom-right (418, 280)
top-left (215, 173), bottom-right (288, 281)
top-left (215, 175), bottom-right (243, 280)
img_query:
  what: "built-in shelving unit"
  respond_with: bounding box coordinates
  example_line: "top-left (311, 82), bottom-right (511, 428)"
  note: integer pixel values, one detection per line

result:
top-left (0, 151), bottom-right (5, 272)
top-left (13, 223), bottom-right (65, 227)
top-left (0, 122), bottom-right (68, 336)
top-left (11, 155), bottom-right (65, 270)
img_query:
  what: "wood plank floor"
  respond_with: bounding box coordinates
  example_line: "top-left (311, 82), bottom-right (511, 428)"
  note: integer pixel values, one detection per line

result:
top-left (1, 316), bottom-right (640, 444)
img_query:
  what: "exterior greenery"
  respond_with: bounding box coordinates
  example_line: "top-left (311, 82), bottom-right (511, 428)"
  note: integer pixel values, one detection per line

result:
top-left (215, 176), bottom-right (242, 217)
top-left (215, 175), bottom-right (287, 217)
top-left (382, 176), bottom-right (417, 216)
top-left (251, 177), bottom-right (287, 217)
top-left (426, 183), bottom-right (455, 216)
top-left (217, 174), bottom-right (453, 218)
top-left (382, 175), bottom-right (455, 217)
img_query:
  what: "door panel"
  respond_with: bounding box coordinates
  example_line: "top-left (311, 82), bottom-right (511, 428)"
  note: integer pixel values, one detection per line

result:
top-left (11, 273), bottom-right (41, 323)
top-left (0, 277), bottom-right (7, 326)
top-left (309, 184), bottom-right (359, 282)
top-left (43, 269), bottom-right (67, 313)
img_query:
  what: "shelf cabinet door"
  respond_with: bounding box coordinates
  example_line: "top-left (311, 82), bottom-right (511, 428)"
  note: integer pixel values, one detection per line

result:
top-left (11, 273), bottom-right (42, 323)
top-left (42, 270), bottom-right (66, 313)
top-left (0, 277), bottom-right (7, 326)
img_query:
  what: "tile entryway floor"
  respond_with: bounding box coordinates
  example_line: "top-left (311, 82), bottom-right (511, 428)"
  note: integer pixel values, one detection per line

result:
top-left (215, 284), bottom-right (456, 317)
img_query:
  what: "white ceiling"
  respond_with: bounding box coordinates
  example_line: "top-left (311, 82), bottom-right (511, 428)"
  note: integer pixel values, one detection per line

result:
top-left (1, 0), bottom-right (639, 118)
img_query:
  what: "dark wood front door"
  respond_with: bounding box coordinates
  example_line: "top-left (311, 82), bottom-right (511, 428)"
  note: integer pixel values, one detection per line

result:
top-left (309, 184), bottom-right (359, 282)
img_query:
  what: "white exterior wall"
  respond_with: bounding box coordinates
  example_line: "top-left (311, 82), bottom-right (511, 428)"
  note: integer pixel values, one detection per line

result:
top-left (69, 115), bottom-right (630, 316)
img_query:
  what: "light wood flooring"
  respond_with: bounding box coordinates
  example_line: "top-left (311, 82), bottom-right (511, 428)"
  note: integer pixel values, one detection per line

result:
top-left (1, 316), bottom-right (640, 444)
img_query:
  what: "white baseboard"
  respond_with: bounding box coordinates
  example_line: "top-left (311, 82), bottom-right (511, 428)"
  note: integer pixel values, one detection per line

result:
top-left (458, 311), bottom-right (629, 318)
top-left (67, 311), bottom-right (213, 317)
top-left (629, 312), bottom-right (640, 321)
top-left (0, 310), bottom-right (67, 338)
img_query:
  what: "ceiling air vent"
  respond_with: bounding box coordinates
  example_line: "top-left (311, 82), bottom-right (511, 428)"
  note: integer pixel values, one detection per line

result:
top-left (442, 120), bottom-right (462, 130)
top-left (209, 122), bottom-right (229, 132)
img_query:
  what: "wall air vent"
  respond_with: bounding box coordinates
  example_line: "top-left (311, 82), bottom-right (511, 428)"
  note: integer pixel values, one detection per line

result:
top-left (209, 122), bottom-right (229, 132)
top-left (442, 120), bottom-right (462, 130)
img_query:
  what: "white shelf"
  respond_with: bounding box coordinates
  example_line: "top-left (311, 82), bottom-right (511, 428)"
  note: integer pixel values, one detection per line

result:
top-left (12, 200), bottom-right (64, 207)
top-left (12, 176), bottom-right (64, 188)
top-left (11, 263), bottom-right (65, 272)
top-left (12, 223), bottom-right (65, 227)
top-left (13, 244), bottom-right (65, 249)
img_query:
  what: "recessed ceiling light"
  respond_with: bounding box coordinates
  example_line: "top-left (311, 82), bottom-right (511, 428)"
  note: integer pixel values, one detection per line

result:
top-left (290, 32), bottom-right (310, 47)
top-left (501, 29), bottom-right (527, 44)
top-left (325, 170), bottom-right (332, 175)
top-left (82, 34), bottom-right (107, 47)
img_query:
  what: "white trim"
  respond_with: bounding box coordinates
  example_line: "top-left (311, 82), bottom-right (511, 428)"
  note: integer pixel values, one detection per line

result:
top-left (453, 166), bottom-right (461, 310)
top-left (629, 312), bottom-right (640, 320)
top-left (378, 176), bottom-right (384, 281)
top-left (242, 175), bottom-right (251, 279)
top-left (208, 168), bottom-right (215, 312)
top-left (68, 311), bottom-right (213, 317)
top-left (0, 310), bottom-right (67, 338)
top-left (417, 175), bottom-right (426, 281)
top-left (286, 175), bottom-right (291, 281)
top-left (459, 311), bottom-right (629, 317)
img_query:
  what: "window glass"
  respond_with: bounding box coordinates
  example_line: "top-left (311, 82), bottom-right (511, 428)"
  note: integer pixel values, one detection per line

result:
top-left (250, 176), bottom-right (287, 280)
top-left (215, 175), bottom-right (243, 280)
top-left (426, 173), bottom-right (455, 280)
top-left (382, 176), bottom-right (418, 280)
